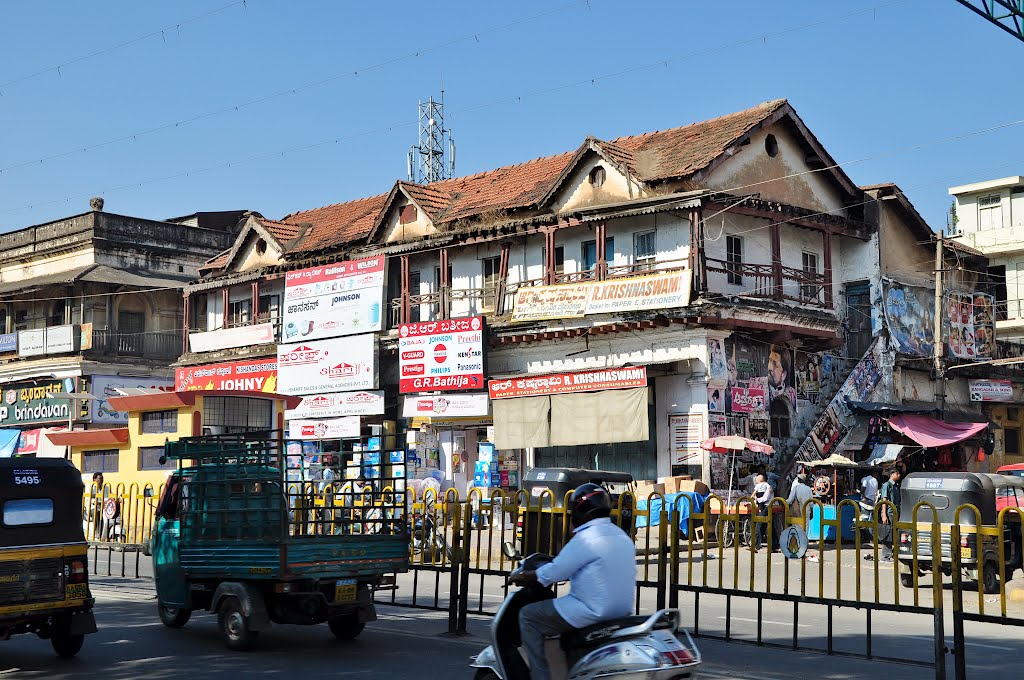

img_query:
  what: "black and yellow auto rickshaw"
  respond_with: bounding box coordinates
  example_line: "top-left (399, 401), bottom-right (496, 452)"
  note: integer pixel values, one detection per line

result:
top-left (897, 471), bottom-right (1024, 594)
top-left (0, 458), bottom-right (97, 657)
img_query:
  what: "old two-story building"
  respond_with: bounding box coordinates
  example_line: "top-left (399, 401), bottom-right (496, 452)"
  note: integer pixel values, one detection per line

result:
top-left (0, 204), bottom-right (241, 464)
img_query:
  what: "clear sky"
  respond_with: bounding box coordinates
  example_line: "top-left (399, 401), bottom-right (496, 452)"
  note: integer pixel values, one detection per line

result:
top-left (0, 0), bottom-right (1020, 235)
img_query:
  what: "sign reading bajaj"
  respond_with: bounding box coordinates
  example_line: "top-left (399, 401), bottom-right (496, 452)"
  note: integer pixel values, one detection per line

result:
top-left (0, 377), bottom-right (87, 427)
top-left (283, 256), bottom-right (385, 342)
top-left (398, 316), bottom-right (485, 394)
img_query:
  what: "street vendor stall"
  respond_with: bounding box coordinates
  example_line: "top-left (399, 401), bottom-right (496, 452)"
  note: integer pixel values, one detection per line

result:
top-left (802, 453), bottom-right (878, 542)
top-left (701, 435), bottom-right (780, 548)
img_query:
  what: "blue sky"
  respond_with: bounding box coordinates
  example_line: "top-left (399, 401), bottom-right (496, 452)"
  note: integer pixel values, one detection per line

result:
top-left (0, 0), bottom-right (1020, 233)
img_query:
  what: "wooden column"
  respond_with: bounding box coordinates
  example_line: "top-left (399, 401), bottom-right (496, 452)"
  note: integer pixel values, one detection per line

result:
top-left (544, 229), bottom-right (557, 285)
top-left (770, 222), bottom-right (783, 302)
top-left (823, 229), bottom-right (833, 309)
top-left (400, 255), bottom-right (411, 325)
top-left (596, 222), bottom-right (607, 280)
top-left (496, 242), bottom-right (511, 315)
top-left (221, 288), bottom-right (230, 329)
top-left (182, 293), bottom-right (190, 354)
top-left (439, 248), bottom-right (450, 320)
top-left (251, 280), bottom-right (260, 324)
top-left (692, 207), bottom-right (707, 293)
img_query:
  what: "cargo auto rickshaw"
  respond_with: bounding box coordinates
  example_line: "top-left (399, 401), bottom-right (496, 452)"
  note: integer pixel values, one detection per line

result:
top-left (897, 472), bottom-right (1024, 594)
top-left (152, 432), bottom-right (409, 650)
top-left (0, 458), bottom-right (97, 657)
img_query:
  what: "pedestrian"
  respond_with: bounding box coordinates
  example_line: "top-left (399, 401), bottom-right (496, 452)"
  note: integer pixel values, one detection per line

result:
top-left (786, 473), bottom-right (813, 520)
top-left (872, 467), bottom-right (902, 562)
top-left (859, 471), bottom-right (879, 505)
top-left (752, 474), bottom-right (772, 552)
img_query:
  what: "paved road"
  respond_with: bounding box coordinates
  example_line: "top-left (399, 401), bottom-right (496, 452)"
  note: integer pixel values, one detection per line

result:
top-left (0, 579), bottom-right (977, 680)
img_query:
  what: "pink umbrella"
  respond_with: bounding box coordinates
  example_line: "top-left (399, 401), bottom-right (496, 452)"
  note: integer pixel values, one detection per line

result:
top-left (700, 435), bottom-right (775, 455)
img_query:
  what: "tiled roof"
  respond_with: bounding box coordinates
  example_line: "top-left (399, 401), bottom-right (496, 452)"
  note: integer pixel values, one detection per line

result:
top-left (201, 248), bottom-right (231, 271)
top-left (267, 99), bottom-right (792, 256)
top-left (259, 218), bottom-right (304, 244)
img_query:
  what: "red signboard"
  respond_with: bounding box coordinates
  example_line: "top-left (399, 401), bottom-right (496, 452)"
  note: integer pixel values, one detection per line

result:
top-left (284, 256), bottom-right (385, 286)
top-left (175, 358), bottom-right (278, 392)
top-left (398, 316), bottom-right (485, 393)
top-left (488, 367), bottom-right (647, 399)
top-left (729, 387), bottom-right (766, 414)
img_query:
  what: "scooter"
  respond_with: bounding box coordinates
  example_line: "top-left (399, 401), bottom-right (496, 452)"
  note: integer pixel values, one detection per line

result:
top-left (471, 542), bottom-right (701, 680)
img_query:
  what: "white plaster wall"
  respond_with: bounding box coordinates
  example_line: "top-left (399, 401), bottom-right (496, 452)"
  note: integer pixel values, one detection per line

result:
top-left (550, 153), bottom-right (645, 215)
top-left (703, 212), bottom-right (772, 296)
top-left (0, 248), bottom-right (96, 283)
top-left (653, 369), bottom-right (708, 480)
top-left (382, 196), bottom-right (436, 243)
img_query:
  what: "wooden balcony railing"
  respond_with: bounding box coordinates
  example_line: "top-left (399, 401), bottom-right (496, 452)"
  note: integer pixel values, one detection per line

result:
top-left (704, 257), bottom-right (828, 308)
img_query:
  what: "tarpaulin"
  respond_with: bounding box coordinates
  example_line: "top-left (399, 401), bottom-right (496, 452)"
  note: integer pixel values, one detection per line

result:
top-left (635, 492), bottom-right (707, 537)
top-left (0, 429), bottom-right (21, 458)
top-left (887, 414), bottom-right (987, 448)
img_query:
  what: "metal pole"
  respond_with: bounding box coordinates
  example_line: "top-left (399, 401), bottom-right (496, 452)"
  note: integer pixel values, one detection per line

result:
top-left (933, 233), bottom-right (945, 416)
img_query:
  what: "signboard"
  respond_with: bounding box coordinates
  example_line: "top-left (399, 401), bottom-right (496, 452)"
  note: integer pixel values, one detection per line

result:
top-left (398, 317), bottom-right (485, 393)
top-left (18, 329), bottom-right (45, 357)
top-left (969, 379), bottom-right (1013, 403)
top-left (511, 270), bottom-right (691, 322)
top-left (277, 334), bottom-right (377, 395)
top-left (488, 366), bottom-right (647, 399)
top-left (729, 387), bottom-right (766, 415)
top-left (779, 526), bottom-right (809, 560)
top-left (175, 358), bottom-right (278, 392)
top-left (946, 292), bottom-right (995, 361)
top-left (46, 324), bottom-right (75, 354)
top-left (80, 322), bottom-right (93, 351)
top-left (402, 393), bottom-right (490, 418)
top-left (91, 375), bottom-right (175, 424)
top-left (0, 377), bottom-right (85, 427)
top-left (285, 391), bottom-right (385, 419)
top-left (283, 256), bottom-right (386, 341)
top-left (669, 413), bottom-right (704, 466)
top-left (188, 322), bottom-right (275, 353)
top-left (287, 417), bottom-right (361, 440)
top-left (0, 333), bottom-right (16, 354)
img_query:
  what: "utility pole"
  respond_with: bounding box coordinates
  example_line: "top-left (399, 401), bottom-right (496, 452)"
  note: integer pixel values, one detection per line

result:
top-left (934, 232), bottom-right (945, 417)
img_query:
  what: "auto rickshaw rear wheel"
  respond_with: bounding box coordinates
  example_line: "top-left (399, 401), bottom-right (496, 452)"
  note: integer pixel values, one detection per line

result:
top-left (51, 628), bottom-right (84, 659)
top-left (899, 573), bottom-right (914, 588)
top-left (982, 560), bottom-right (1000, 595)
top-left (474, 670), bottom-right (500, 680)
top-left (328, 613), bottom-right (365, 640)
top-left (217, 597), bottom-right (258, 651)
top-left (158, 604), bottom-right (192, 628)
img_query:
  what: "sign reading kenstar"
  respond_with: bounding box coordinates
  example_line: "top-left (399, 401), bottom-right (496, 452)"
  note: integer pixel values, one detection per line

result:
top-left (488, 367), bottom-right (647, 399)
top-left (175, 359), bottom-right (278, 392)
top-left (277, 333), bottom-right (377, 395)
top-left (398, 317), bottom-right (485, 393)
top-left (285, 390), bottom-right (385, 419)
top-left (402, 393), bottom-right (490, 418)
top-left (283, 256), bottom-right (386, 342)
top-left (287, 416), bottom-right (361, 440)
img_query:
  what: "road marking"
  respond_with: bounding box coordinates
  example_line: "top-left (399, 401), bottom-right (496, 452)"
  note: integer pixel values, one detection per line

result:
top-left (717, 616), bottom-right (810, 628)
top-left (908, 635), bottom-right (1013, 651)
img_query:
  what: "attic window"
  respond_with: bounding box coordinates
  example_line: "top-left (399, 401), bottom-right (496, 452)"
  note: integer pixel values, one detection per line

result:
top-left (400, 205), bottom-right (418, 224)
top-left (255, 239), bottom-right (268, 255)
top-left (588, 166), bottom-right (606, 188)
top-left (765, 134), bottom-right (779, 158)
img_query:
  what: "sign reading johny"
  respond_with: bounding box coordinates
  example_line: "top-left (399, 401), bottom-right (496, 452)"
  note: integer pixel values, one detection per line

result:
top-left (283, 256), bottom-right (385, 342)
top-left (278, 334), bottom-right (377, 395)
top-left (511, 270), bottom-right (690, 322)
top-left (176, 358), bottom-right (278, 392)
top-left (398, 317), bottom-right (485, 393)
top-left (285, 391), bottom-right (385, 419)
top-left (488, 366), bottom-right (647, 399)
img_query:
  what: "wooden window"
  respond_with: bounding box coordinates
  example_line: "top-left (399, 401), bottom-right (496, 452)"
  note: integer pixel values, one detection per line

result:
top-left (726, 235), bottom-right (743, 285)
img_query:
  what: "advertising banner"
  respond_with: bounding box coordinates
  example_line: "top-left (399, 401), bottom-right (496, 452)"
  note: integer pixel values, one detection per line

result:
top-left (277, 334), bottom-right (377, 395)
top-left (175, 358), bottom-right (278, 392)
top-left (511, 270), bottom-right (691, 322)
top-left (287, 417), bottom-right (361, 440)
top-left (882, 280), bottom-right (934, 357)
top-left (398, 317), bottom-right (485, 393)
top-left (283, 256), bottom-right (385, 342)
top-left (18, 329), bottom-right (45, 357)
top-left (946, 292), bottom-right (995, 361)
top-left (188, 322), bottom-right (275, 353)
top-left (402, 393), bottom-right (490, 418)
top-left (669, 413), bottom-right (705, 466)
top-left (969, 379), bottom-right (1013, 402)
top-left (0, 377), bottom-right (86, 427)
top-left (729, 387), bottom-right (766, 415)
top-left (91, 375), bottom-right (175, 424)
top-left (488, 366), bottom-right (647, 399)
top-left (285, 391), bottom-right (385, 419)
top-left (0, 333), bottom-right (16, 354)
top-left (46, 324), bottom-right (76, 353)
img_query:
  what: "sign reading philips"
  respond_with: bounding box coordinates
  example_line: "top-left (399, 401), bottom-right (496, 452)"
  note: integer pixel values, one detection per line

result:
top-left (398, 316), bottom-right (485, 394)
top-left (277, 334), bottom-right (377, 395)
top-left (283, 256), bottom-right (385, 342)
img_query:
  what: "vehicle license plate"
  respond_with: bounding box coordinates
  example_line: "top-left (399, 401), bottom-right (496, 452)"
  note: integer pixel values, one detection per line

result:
top-left (65, 583), bottom-right (88, 600)
top-left (960, 547), bottom-right (972, 559)
top-left (335, 579), bottom-right (357, 602)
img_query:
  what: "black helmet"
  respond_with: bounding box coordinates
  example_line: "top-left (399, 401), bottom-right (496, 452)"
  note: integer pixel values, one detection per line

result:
top-left (570, 483), bottom-right (612, 526)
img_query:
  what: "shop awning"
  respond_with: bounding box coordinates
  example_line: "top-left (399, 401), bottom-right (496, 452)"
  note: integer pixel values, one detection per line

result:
top-left (866, 444), bottom-right (905, 466)
top-left (887, 415), bottom-right (988, 448)
top-left (46, 428), bottom-right (129, 447)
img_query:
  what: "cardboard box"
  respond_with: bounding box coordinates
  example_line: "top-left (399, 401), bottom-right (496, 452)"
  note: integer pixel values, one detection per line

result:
top-left (675, 480), bottom-right (710, 496)
top-left (634, 481), bottom-right (666, 498)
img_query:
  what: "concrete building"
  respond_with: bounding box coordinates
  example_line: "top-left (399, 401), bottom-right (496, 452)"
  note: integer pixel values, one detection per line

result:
top-left (0, 205), bottom-right (241, 467)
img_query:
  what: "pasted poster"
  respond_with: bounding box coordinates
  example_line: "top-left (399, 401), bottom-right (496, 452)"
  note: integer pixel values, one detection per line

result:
top-left (724, 337), bottom-right (795, 418)
top-left (707, 337), bottom-right (728, 385)
top-left (747, 418), bottom-right (769, 444)
top-left (708, 414), bottom-right (727, 437)
top-left (882, 280), bottom-right (934, 357)
top-left (669, 413), bottom-right (705, 466)
top-left (946, 292), bottom-right (995, 361)
top-left (707, 386), bottom-right (725, 414)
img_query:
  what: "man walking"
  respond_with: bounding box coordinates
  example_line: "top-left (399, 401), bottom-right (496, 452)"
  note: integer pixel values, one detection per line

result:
top-left (874, 468), bottom-right (902, 562)
top-left (752, 474), bottom-right (773, 552)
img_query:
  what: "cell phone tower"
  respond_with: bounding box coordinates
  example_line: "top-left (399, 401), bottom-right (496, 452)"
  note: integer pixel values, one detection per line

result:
top-left (407, 92), bottom-right (455, 184)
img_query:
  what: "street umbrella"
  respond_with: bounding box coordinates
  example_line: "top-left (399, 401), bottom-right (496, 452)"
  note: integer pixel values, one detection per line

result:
top-left (700, 436), bottom-right (775, 499)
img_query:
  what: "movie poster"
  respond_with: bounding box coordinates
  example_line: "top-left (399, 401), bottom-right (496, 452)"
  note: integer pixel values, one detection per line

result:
top-left (946, 292), bottom-right (995, 361)
top-left (882, 280), bottom-right (934, 357)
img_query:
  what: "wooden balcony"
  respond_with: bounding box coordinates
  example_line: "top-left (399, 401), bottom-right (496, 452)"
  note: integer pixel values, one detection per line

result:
top-left (704, 257), bottom-right (829, 308)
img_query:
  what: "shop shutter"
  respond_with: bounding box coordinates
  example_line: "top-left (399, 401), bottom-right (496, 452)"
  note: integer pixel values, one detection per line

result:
top-left (548, 387), bottom-right (649, 447)
top-left (493, 395), bottom-right (551, 450)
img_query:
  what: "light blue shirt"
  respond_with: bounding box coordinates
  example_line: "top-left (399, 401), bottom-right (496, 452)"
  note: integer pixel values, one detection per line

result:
top-left (535, 517), bottom-right (636, 628)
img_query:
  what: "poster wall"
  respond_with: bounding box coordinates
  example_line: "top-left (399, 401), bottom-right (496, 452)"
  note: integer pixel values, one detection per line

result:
top-left (283, 256), bottom-right (386, 342)
top-left (723, 337), bottom-right (795, 419)
top-left (277, 334), bottom-right (377, 395)
top-left (882, 280), bottom-right (934, 357)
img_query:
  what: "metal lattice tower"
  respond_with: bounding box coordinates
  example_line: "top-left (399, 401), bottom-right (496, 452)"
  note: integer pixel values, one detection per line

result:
top-left (954, 1), bottom-right (1024, 43)
top-left (407, 93), bottom-right (455, 184)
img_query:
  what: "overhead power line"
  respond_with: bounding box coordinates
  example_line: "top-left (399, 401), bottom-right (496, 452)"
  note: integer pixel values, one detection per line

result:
top-left (0, 1), bottom-right (248, 93)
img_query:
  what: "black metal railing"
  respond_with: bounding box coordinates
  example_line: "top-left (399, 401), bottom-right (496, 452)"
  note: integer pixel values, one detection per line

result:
top-left (87, 329), bottom-right (182, 360)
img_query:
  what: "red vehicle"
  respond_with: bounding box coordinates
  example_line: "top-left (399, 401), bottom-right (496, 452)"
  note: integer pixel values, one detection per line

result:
top-left (997, 463), bottom-right (1024, 479)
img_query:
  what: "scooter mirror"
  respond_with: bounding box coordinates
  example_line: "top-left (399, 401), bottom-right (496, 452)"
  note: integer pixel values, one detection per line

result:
top-left (501, 541), bottom-right (519, 560)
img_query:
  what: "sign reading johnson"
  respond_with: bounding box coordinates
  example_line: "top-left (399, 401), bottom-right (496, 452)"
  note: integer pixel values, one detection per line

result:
top-left (511, 270), bottom-right (691, 322)
top-left (488, 367), bottom-right (647, 399)
top-left (283, 256), bottom-right (385, 342)
top-left (398, 317), bottom-right (485, 394)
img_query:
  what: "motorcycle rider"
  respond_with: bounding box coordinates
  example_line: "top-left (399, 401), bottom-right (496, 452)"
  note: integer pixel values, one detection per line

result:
top-left (510, 483), bottom-right (636, 680)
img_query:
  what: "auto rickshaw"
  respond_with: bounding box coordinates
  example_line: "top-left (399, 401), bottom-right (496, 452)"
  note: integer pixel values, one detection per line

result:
top-left (897, 471), bottom-right (1024, 594)
top-left (0, 458), bottom-right (97, 657)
